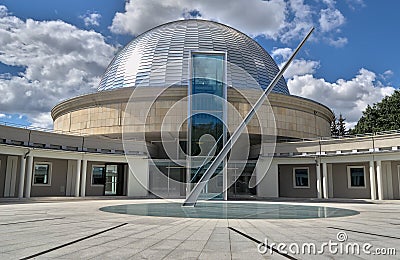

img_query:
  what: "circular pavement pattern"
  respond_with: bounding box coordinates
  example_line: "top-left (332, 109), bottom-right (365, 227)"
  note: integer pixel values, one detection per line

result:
top-left (99, 202), bottom-right (359, 219)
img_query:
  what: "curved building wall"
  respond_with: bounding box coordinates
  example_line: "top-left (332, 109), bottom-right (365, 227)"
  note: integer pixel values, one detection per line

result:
top-left (52, 87), bottom-right (333, 139)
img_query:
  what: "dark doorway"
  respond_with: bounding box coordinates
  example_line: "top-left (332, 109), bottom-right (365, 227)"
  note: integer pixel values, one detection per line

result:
top-left (104, 164), bottom-right (125, 196)
top-left (227, 161), bottom-right (257, 199)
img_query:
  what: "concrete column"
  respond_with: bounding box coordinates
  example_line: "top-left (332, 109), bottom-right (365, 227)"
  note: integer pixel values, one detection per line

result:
top-left (223, 160), bottom-right (228, 201)
top-left (376, 160), bottom-right (383, 200)
top-left (25, 155), bottom-right (33, 198)
top-left (322, 162), bottom-right (328, 199)
top-left (18, 155), bottom-right (26, 198)
top-left (186, 164), bottom-right (191, 199)
top-left (80, 159), bottom-right (87, 197)
top-left (369, 160), bottom-right (377, 200)
top-left (327, 164), bottom-right (334, 198)
top-left (74, 159), bottom-right (81, 197)
top-left (316, 162), bottom-right (322, 199)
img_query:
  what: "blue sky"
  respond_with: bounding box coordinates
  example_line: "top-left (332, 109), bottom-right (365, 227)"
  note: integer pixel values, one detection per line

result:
top-left (0, 0), bottom-right (398, 128)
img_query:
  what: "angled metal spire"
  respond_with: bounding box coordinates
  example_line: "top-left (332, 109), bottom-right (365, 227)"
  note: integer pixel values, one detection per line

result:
top-left (183, 27), bottom-right (315, 207)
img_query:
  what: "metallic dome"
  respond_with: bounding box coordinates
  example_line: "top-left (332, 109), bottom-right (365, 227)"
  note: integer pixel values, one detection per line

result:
top-left (98, 19), bottom-right (289, 94)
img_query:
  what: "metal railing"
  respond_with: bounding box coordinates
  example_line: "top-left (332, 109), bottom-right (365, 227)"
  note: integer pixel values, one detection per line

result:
top-left (2, 119), bottom-right (400, 150)
top-left (279, 129), bottom-right (400, 143)
top-left (0, 120), bottom-right (84, 136)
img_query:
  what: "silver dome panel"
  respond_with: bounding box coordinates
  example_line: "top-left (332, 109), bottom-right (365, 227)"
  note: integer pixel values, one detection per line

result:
top-left (98, 20), bottom-right (289, 94)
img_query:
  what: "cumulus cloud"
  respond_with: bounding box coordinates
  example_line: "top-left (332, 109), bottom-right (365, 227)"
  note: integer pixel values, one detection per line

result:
top-left (110, 0), bottom-right (287, 39)
top-left (271, 47), bottom-right (293, 60)
top-left (272, 47), bottom-right (320, 78)
top-left (284, 59), bottom-right (320, 79)
top-left (319, 8), bottom-right (345, 32)
top-left (279, 0), bottom-right (314, 43)
top-left (287, 68), bottom-right (395, 128)
top-left (0, 5), bottom-right (116, 128)
top-left (29, 112), bottom-right (54, 129)
top-left (110, 0), bottom-right (348, 44)
top-left (80, 11), bottom-right (101, 27)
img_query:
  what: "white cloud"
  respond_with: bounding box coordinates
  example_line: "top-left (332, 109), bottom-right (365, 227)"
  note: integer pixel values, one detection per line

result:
top-left (272, 47), bottom-right (320, 78)
top-left (322, 0), bottom-right (336, 8)
top-left (0, 5), bottom-right (116, 128)
top-left (271, 47), bottom-right (292, 60)
top-left (284, 59), bottom-right (320, 78)
top-left (319, 8), bottom-right (345, 32)
top-left (279, 0), bottom-right (314, 43)
top-left (327, 36), bottom-right (348, 47)
top-left (110, 0), bottom-right (286, 39)
top-left (110, 0), bottom-right (348, 44)
top-left (287, 68), bottom-right (395, 128)
top-left (29, 112), bottom-right (54, 129)
top-left (379, 69), bottom-right (394, 83)
top-left (0, 5), bottom-right (8, 17)
top-left (80, 11), bottom-right (101, 27)
top-left (346, 0), bottom-right (365, 10)
top-left (0, 113), bottom-right (11, 120)
top-left (383, 70), bottom-right (394, 76)
top-left (382, 69), bottom-right (394, 79)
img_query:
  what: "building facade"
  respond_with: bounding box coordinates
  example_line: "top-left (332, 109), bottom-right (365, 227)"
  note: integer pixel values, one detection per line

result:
top-left (0, 20), bottom-right (399, 200)
top-left (0, 124), bottom-right (399, 200)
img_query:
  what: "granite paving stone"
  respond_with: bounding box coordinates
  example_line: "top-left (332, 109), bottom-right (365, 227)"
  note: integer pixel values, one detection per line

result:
top-left (0, 198), bottom-right (398, 259)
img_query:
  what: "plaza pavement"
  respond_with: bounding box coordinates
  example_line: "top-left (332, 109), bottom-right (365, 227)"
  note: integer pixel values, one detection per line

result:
top-left (0, 198), bottom-right (398, 259)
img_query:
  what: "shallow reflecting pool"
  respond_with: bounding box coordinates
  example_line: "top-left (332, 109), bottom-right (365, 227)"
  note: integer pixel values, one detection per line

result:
top-left (100, 202), bottom-right (359, 219)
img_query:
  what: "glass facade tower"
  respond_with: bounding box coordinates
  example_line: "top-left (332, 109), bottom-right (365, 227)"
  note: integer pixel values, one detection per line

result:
top-left (187, 52), bottom-right (227, 200)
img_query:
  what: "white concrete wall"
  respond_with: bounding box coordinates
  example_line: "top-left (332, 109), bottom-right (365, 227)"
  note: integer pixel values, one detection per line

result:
top-left (256, 159), bottom-right (278, 198)
top-left (127, 157), bottom-right (149, 197)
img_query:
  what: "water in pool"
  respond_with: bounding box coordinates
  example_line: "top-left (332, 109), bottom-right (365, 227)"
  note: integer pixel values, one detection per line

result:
top-left (100, 202), bottom-right (359, 219)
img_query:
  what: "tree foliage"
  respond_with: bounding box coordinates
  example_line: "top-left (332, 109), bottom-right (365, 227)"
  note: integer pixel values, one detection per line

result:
top-left (330, 114), bottom-right (339, 136)
top-left (352, 90), bottom-right (400, 134)
top-left (338, 114), bottom-right (347, 136)
top-left (331, 113), bottom-right (347, 136)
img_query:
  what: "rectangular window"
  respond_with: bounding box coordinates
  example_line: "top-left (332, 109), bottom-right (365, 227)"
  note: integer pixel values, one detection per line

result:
top-left (347, 166), bottom-right (366, 188)
top-left (33, 163), bottom-right (51, 185)
top-left (293, 167), bottom-right (309, 188)
top-left (92, 165), bottom-right (105, 185)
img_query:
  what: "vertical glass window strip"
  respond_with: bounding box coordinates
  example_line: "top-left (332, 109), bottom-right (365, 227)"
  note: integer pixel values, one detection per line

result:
top-left (190, 53), bottom-right (225, 156)
top-left (188, 53), bottom-right (226, 199)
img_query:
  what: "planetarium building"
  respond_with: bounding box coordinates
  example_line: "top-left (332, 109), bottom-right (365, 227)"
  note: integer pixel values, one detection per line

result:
top-left (0, 20), bottom-right (399, 200)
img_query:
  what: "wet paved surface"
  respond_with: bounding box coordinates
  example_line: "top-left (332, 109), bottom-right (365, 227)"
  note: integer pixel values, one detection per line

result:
top-left (100, 201), bottom-right (359, 219)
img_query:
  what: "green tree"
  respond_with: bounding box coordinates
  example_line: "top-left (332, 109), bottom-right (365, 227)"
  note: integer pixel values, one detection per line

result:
top-left (331, 114), bottom-right (339, 136)
top-left (338, 114), bottom-right (347, 136)
top-left (352, 90), bottom-right (400, 134)
top-left (331, 113), bottom-right (348, 136)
